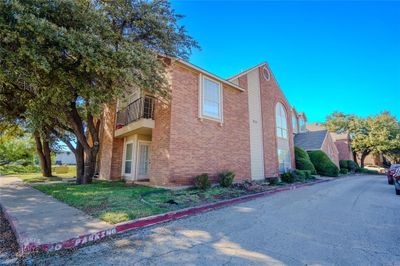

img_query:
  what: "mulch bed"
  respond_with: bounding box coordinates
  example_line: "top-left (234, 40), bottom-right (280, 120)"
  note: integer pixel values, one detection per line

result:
top-left (0, 209), bottom-right (22, 265)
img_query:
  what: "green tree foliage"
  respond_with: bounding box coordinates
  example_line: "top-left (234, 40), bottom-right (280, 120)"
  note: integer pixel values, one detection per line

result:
top-left (325, 111), bottom-right (400, 167)
top-left (308, 150), bottom-right (339, 177)
top-left (294, 146), bottom-right (317, 174)
top-left (0, 128), bottom-right (36, 166)
top-left (0, 0), bottom-right (198, 184)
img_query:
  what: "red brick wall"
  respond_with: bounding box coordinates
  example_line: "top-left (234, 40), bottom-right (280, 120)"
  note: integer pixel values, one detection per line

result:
top-left (258, 65), bottom-right (295, 177)
top-left (334, 139), bottom-right (354, 161)
top-left (148, 97), bottom-right (172, 186)
top-left (160, 63), bottom-right (251, 186)
top-left (98, 104), bottom-right (123, 180)
top-left (321, 134), bottom-right (340, 167)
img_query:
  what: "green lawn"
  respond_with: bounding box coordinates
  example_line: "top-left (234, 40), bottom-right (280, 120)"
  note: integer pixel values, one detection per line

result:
top-left (33, 181), bottom-right (168, 224)
top-left (32, 177), bottom-right (319, 224)
top-left (15, 166), bottom-right (76, 183)
top-left (32, 181), bottom-right (256, 224)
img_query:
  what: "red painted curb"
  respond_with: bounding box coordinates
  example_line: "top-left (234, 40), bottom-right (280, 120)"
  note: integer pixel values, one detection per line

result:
top-left (5, 179), bottom-right (331, 254)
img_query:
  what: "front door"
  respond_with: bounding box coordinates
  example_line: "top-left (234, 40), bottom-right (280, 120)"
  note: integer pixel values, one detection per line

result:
top-left (137, 142), bottom-right (150, 180)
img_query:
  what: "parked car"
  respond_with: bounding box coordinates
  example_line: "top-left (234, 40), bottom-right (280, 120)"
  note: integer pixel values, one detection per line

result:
top-left (387, 164), bottom-right (400, 185)
top-left (364, 164), bottom-right (386, 174)
top-left (393, 168), bottom-right (400, 195)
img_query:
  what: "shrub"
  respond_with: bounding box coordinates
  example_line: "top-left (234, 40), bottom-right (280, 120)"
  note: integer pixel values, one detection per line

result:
top-left (194, 173), bottom-right (211, 190)
top-left (340, 160), bottom-right (357, 172)
top-left (340, 168), bottom-right (349, 174)
top-left (280, 172), bottom-right (296, 183)
top-left (295, 146), bottom-right (317, 174)
top-left (218, 171), bottom-right (235, 188)
top-left (268, 177), bottom-right (280, 186)
top-left (297, 169), bottom-right (312, 179)
top-left (308, 150), bottom-right (339, 177)
top-left (339, 160), bottom-right (348, 169)
top-left (347, 160), bottom-right (357, 172)
top-left (292, 169), bottom-right (305, 182)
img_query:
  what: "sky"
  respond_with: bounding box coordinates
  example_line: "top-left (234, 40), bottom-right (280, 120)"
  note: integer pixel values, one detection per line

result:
top-left (171, 0), bottom-right (400, 123)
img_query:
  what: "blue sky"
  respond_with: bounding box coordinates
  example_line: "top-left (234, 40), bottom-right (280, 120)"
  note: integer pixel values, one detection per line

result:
top-left (172, 1), bottom-right (400, 122)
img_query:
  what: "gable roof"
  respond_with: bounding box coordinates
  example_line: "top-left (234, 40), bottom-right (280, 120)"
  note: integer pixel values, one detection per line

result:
top-left (227, 62), bottom-right (267, 81)
top-left (294, 130), bottom-right (328, 150)
top-left (166, 57), bottom-right (245, 92)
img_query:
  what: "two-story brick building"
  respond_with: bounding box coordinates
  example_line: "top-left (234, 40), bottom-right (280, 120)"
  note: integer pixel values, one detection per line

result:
top-left (97, 58), bottom-right (305, 186)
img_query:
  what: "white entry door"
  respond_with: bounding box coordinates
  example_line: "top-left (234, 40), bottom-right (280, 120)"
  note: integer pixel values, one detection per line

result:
top-left (137, 142), bottom-right (150, 180)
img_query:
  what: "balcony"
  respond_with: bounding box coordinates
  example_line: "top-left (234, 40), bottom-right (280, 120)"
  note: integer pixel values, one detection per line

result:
top-left (115, 96), bottom-right (155, 137)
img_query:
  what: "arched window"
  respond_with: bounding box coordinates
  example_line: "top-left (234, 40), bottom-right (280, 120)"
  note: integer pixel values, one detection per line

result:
top-left (275, 103), bottom-right (288, 139)
top-left (276, 102), bottom-right (291, 172)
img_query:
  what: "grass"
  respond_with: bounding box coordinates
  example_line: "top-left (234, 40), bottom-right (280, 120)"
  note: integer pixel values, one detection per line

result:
top-left (32, 177), bottom-right (320, 224)
top-left (33, 181), bottom-right (168, 224)
top-left (13, 165), bottom-right (77, 183)
top-left (32, 181), bottom-right (257, 224)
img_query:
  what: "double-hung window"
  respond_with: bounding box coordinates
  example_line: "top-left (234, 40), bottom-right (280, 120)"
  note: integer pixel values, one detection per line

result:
top-left (200, 75), bottom-right (222, 121)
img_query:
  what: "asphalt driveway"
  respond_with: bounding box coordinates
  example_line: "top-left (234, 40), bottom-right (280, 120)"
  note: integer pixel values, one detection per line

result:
top-left (37, 175), bottom-right (400, 265)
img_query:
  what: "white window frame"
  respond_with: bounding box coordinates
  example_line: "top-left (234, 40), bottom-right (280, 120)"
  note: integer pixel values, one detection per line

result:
top-left (199, 74), bottom-right (223, 123)
top-left (292, 112), bottom-right (298, 134)
top-left (275, 102), bottom-right (288, 139)
top-left (278, 148), bottom-right (291, 173)
top-left (122, 140), bottom-right (135, 177)
top-left (299, 117), bottom-right (305, 132)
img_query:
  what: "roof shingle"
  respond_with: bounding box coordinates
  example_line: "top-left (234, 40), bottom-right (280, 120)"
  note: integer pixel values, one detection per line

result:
top-left (294, 130), bottom-right (328, 150)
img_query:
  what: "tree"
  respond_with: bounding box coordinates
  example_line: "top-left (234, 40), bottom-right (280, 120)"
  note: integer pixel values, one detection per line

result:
top-left (325, 111), bottom-right (400, 167)
top-left (0, 0), bottom-right (198, 184)
top-left (0, 126), bottom-right (36, 166)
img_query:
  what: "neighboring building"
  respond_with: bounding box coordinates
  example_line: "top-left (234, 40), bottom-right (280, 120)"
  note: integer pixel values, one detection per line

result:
top-left (55, 151), bottom-right (76, 165)
top-left (306, 122), bottom-right (353, 161)
top-left (362, 153), bottom-right (388, 167)
top-left (294, 130), bottom-right (340, 167)
top-left (97, 58), bottom-right (305, 186)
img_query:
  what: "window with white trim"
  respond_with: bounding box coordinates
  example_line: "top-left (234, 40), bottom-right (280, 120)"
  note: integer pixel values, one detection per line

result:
top-left (292, 113), bottom-right (298, 134)
top-left (278, 149), bottom-right (291, 173)
top-left (299, 117), bottom-right (306, 132)
top-left (275, 102), bottom-right (288, 139)
top-left (200, 76), bottom-right (222, 120)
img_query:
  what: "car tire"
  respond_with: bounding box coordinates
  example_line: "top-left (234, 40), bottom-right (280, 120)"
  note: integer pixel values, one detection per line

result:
top-left (396, 188), bottom-right (400, 196)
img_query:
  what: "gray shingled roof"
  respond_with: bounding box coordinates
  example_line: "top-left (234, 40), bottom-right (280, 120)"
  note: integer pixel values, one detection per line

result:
top-left (294, 130), bottom-right (328, 150)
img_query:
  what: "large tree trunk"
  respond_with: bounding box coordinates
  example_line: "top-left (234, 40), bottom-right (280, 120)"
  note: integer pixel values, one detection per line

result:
top-left (360, 150), bottom-right (370, 168)
top-left (352, 151), bottom-right (358, 165)
top-left (75, 142), bottom-right (84, 184)
top-left (34, 132), bottom-right (52, 177)
top-left (67, 101), bottom-right (101, 184)
top-left (82, 149), bottom-right (98, 184)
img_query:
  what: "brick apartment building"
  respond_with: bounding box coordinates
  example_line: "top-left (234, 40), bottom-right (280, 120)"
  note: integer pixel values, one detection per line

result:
top-left (97, 58), bottom-right (306, 186)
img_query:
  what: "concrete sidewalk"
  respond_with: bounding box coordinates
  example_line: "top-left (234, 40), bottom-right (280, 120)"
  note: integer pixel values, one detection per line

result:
top-left (0, 177), bottom-right (113, 252)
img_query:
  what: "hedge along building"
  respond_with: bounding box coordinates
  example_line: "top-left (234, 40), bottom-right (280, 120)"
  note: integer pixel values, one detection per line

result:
top-left (97, 58), bottom-right (304, 186)
top-left (294, 130), bottom-right (340, 168)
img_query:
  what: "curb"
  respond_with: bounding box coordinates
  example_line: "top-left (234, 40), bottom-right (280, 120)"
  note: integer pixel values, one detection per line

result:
top-left (3, 178), bottom-right (331, 254)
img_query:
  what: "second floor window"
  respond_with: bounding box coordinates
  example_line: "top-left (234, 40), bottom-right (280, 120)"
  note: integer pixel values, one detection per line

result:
top-left (276, 102), bottom-right (288, 139)
top-left (292, 113), bottom-right (298, 134)
top-left (201, 76), bottom-right (222, 120)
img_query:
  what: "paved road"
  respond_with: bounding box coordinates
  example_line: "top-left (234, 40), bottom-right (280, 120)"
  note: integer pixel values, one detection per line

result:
top-left (37, 175), bottom-right (400, 265)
